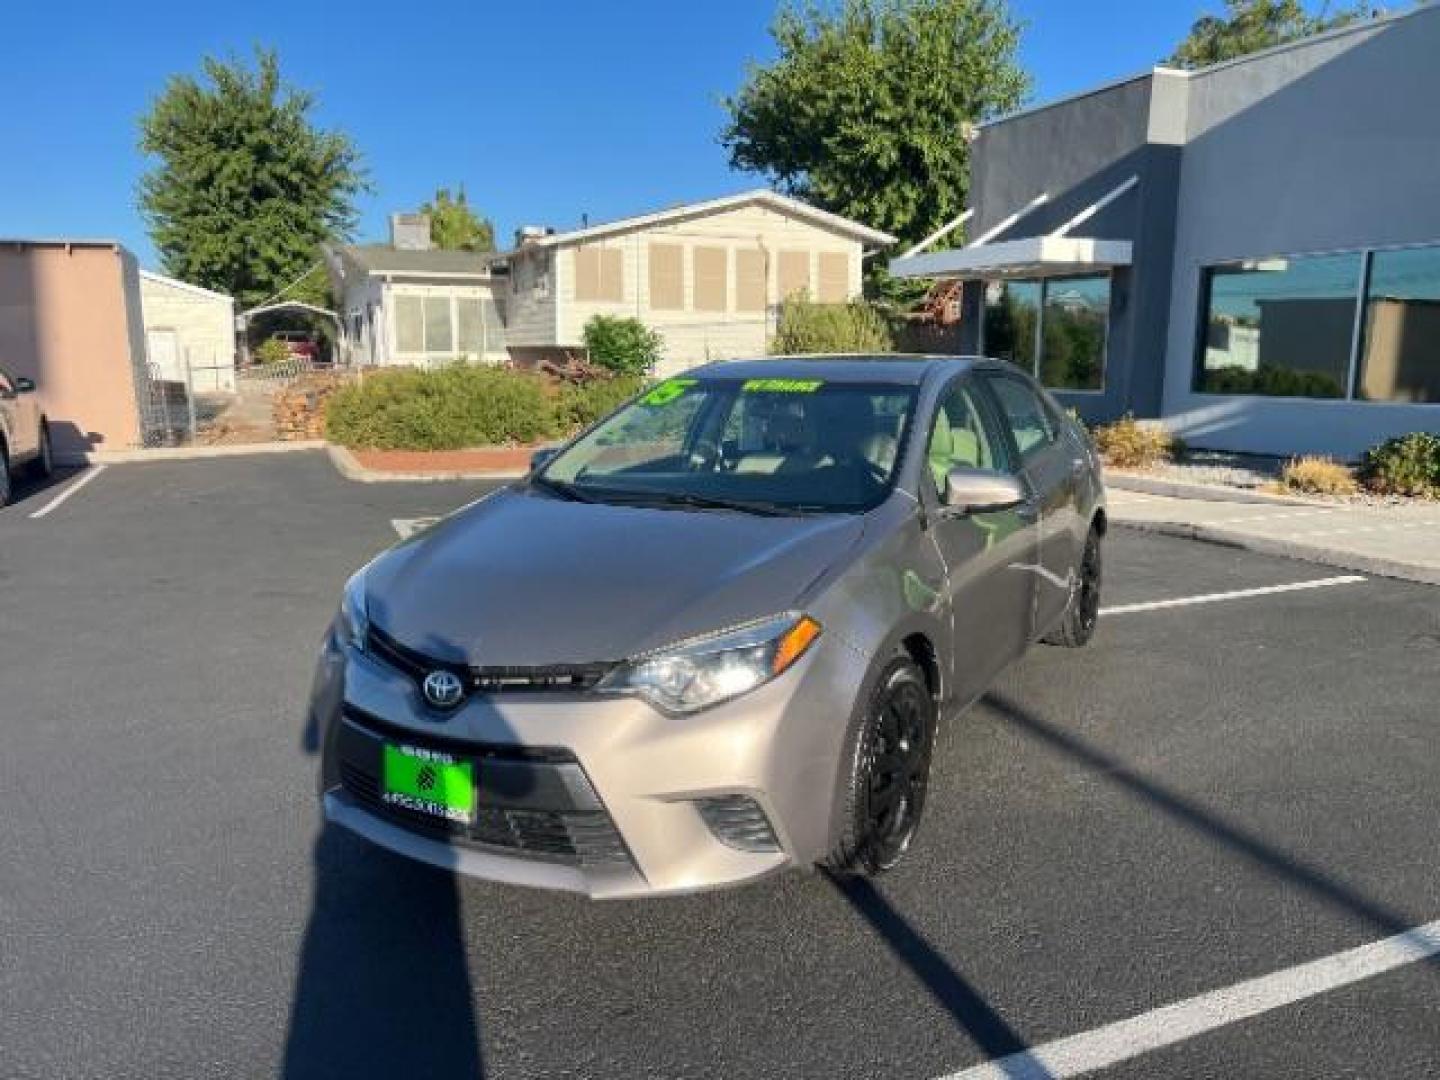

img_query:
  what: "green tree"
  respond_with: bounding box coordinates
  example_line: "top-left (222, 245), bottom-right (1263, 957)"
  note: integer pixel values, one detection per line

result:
top-left (721, 0), bottom-right (1029, 301)
top-left (421, 186), bottom-right (495, 252)
top-left (139, 48), bottom-right (367, 307)
top-left (1168, 0), bottom-right (1378, 68)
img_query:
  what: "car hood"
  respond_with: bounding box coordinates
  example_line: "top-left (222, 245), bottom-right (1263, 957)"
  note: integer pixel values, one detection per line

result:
top-left (365, 487), bottom-right (867, 666)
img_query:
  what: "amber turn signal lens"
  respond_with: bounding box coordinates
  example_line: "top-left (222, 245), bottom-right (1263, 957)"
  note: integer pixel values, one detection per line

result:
top-left (771, 616), bottom-right (822, 675)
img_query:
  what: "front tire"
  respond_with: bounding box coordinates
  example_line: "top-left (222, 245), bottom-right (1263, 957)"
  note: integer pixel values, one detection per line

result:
top-left (30, 421), bottom-right (53, 480)
top-left (825, 657), bottom-right (936, 876)
top-left (1044, 525), bottom-right (1103, 647)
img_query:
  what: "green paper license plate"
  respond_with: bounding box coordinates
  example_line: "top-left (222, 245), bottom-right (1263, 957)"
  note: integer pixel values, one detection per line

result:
top-left (381, 744), bottom-right (475, 825)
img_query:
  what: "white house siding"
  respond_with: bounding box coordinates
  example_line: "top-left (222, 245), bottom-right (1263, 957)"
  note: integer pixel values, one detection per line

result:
top-left (551, 204), bottom-right (867, 377)
top-left (138, 272), bottom-right (236, 392)
top-left (500, 248), bottom-right (558, 350)
top-left (339, 275), bottom-right (385, 366)
top-left (377, 280), bottom-right (509, 368)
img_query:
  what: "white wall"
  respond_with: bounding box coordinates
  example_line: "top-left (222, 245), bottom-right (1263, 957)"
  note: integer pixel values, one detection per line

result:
top-left (139, 273), bottom-right (236, 392)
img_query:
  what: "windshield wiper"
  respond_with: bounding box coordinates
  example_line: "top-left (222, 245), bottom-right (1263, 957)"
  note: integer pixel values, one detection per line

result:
top-left (529, 475), bottom-right (597, 503)
top-left (617, 491), bottom-right (798, 517)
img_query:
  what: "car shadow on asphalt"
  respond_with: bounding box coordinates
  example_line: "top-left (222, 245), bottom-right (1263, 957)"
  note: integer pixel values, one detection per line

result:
top-left (1, 466), bottom-right (81, 511)
top-left (981, 692), bottom-right (1426, 941)
top-left (825, 870), bottom-right (1036, 1065)
top-left (281, 823), bottom-right (486, 1078)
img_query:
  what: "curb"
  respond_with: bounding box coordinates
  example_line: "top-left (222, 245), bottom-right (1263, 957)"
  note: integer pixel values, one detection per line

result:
top-left (56, 441), bottom-right (326, 466)
top-left (326, 444), bottom-right (524, 484)
top-left (1105, 471), bottom-right (1315, 507)
top-left (1116, 519), bottom-right (1440, 587)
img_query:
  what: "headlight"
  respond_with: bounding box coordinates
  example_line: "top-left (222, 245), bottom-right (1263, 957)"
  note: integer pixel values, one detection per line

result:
top-left (598, 613), bottom-right (821, 714)
top-left (337, 568), bottom-right (370, 651)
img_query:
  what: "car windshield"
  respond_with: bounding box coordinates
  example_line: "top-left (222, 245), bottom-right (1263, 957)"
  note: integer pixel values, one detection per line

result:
top-left (538, 376), bottom-right (917, 514)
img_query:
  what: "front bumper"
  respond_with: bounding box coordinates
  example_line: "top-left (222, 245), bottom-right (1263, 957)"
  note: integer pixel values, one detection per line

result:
top-left (310, 626), bottom-right (866, 898)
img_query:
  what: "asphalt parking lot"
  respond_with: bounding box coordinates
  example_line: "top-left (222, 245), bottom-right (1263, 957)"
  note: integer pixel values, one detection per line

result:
top-left (2, 452), bottom-right (1438, 1079)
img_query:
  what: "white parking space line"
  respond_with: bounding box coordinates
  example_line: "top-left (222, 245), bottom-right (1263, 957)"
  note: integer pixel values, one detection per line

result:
top-left (28, 465), bottom-right (106, 520)
top-left (1100, 575), bottom-right (1365, 616)
top-left (942, 917), bottom-right (1440, 1080)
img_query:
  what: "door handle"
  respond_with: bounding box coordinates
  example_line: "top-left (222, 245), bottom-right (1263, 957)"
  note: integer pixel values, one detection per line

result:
top-left (1016, 501), bottom-right (1040, 523)
top-left (1070, 458), bottom-right (1086, 478)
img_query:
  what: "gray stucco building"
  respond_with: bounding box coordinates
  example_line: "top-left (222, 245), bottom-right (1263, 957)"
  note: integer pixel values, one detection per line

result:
top-left (893, 4), bottom-right (1440, 458)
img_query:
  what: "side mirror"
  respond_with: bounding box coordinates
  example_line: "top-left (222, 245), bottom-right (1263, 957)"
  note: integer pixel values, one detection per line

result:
top-left (13, 377), bottom-right (35, 393)
top-left (529, 447), bottom-right (559, 472)
top-left (942, 466), bottom-right (1026, 515)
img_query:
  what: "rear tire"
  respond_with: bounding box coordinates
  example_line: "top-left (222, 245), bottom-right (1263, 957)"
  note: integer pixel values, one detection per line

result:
top-left (30, 421), bottom-right (53, 480)
top-left (0, 443), bottom-right (11, 508)
top-left (1044, 525), bottom-right (1102, 648)
top-left (825, 657), bottom-right (936, 876)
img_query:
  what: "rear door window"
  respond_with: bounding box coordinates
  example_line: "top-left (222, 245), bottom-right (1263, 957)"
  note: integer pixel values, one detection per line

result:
top-left (983, 375), bottom-right (1058, 463)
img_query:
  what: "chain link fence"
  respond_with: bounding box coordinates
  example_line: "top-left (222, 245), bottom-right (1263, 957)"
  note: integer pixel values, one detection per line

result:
top-left (135, 348), bottom-right (343, 447)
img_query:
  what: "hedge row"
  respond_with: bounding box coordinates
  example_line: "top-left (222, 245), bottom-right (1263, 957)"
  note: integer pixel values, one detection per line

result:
top-left (324, 366), bottom-right (644, 451)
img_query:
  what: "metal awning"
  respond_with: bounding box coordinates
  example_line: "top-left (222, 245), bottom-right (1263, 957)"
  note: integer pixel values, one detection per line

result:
top-left (890, 175), bottom-right (1137, 281)
top-left (891, 235), bottom-right (1132, 280)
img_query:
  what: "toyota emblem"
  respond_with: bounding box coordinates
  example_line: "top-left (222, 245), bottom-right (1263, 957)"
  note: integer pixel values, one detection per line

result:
top-left (422, 669), bottom-right (465, 710)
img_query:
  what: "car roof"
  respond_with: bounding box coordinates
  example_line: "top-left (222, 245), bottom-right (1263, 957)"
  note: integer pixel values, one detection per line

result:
top-left (688, 354), bottom-right (994, 386)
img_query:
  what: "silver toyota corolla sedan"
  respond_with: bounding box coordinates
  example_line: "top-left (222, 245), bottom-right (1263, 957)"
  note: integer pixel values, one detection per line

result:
top-left (309, 356), bottom-right (1106, 898)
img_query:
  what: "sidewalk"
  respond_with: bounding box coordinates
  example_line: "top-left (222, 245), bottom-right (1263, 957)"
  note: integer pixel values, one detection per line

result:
top-left (1108, 487), bottom-right (1440, 585)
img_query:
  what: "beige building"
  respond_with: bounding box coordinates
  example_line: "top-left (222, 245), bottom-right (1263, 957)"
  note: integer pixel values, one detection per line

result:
top-left (139, 271), bottom-right (237, 392)
top-left (494, 190), bottom-right (895, 376)
top-left (0, 240), bottom-right (150, 458)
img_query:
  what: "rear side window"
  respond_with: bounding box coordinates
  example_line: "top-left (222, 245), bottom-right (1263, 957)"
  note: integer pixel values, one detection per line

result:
top-left (984, 375), bottom-right (1057, 462)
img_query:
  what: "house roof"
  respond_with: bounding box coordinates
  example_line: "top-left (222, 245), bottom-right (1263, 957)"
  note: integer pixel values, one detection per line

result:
top-left (336, 244), bottom-right (495, 279)
top-left (139, 269), bottom-right (235, 303)
top-left (488, 189), bottom-right (896, 261)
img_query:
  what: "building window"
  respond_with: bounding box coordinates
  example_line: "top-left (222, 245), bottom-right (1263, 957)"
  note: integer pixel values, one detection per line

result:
top-left (1359, 245), bottom-right (1440, 403)
top-left (574, 244), bottom-right (623, 303)
top-left (395, 296), bottom-right (425, 353)
top-left (693, 246), bottom-right (728, 312)
top-left (817, 253), bottom-right (850, 303)
top-left (982, 281), bottom-right (1041, 370)
top-left (423, 296), bottom-right (452, 354)
top-left (649, 243), bottom-right (684, 310)
top-left (778, 250), bottom-right (810, 300)
top-left (1196, 253), bottom-right (1360, 398)
top-left (1040, 275), bottom-right (1108, 391)
top-left (735, 249), bottom-right (767, 312)
top-left (982, 277), bottom-right (1108, 391)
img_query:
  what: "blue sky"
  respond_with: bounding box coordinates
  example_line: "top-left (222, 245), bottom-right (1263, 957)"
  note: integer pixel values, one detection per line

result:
top-left (2, 1), bottom-right (1217, 268)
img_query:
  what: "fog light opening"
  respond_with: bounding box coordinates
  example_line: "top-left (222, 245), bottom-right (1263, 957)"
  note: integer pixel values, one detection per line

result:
top-left (694, 795), bottom-right (781, 853)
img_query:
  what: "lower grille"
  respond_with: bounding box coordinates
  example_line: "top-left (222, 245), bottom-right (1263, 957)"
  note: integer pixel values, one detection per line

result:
top-left (339, 758), bottom-right (630, 870)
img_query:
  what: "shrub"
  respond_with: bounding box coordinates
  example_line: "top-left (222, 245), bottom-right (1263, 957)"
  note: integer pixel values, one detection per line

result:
top-left (1200, 364), bottom-right (1344, 399)
top-left (556, 374), bottom-right (646, 431)
top-left (325, 365), bottom-right (556, 450)
top-left (583, 315), bottom-right (664, 376)
top-left (1358, 432), bottom-right (1440, 497)
top-left (255, 338), bottom-right (292, 365)
top-left (1091, 415), bottom-right (1178, 470)
top-left (1281, 456), bottom-right (1358, 497)
top-left (770, 295), bottom-right (893, 354)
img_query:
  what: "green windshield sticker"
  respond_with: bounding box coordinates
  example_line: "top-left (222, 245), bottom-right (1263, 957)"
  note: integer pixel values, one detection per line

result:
top-left (741, 378), bottom-right (823, 393)
top-left (640, 378), bottom-right (697, 406)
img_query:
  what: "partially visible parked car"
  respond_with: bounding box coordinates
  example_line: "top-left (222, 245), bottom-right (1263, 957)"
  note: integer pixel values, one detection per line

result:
top-left (0, 366), bottom-right (54, 507)
top-left (271, 330), bottom-right (319, 361)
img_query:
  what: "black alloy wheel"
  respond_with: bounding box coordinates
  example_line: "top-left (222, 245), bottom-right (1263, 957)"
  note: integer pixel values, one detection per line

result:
top-left (827, 658), bottom-right (936, 875)
top-left (1044, 525), bottom-right (1103, 648)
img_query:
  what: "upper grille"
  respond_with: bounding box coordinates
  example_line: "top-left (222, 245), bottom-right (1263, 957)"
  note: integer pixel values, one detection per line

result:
top-left (366, 625), bottom-right (612, 694)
